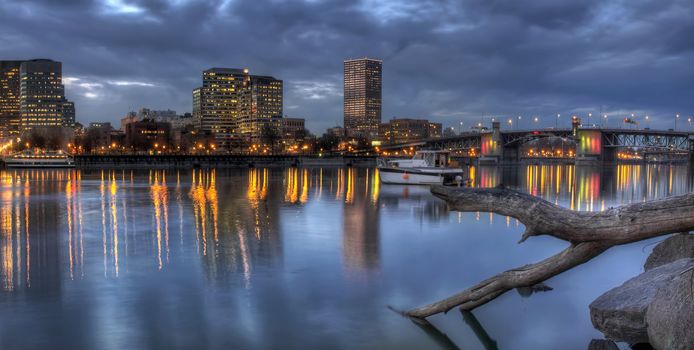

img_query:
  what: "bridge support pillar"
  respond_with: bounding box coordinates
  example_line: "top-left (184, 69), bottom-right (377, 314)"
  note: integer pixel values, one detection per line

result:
top-left (576, 129), bottom-right (604, 163)
top-left (502, 146), bottom-right (520, 163)
top-left (601, 147), bottom-right (617, 163)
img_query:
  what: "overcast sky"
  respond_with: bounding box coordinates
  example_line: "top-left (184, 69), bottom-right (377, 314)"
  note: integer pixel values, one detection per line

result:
top-left (2, 0), bottom-right (693, 133)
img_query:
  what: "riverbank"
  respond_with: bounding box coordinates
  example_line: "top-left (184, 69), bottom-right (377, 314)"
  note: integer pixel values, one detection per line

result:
top-left (72, 154), bottom-right (377, 169)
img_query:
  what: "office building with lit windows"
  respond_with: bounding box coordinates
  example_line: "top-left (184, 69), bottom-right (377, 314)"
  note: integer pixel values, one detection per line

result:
top-left (193, 68), bottom-right (282, 148)
top-left (19, 59), bottom-right (74, 131)
top-left (379, 118), bottom-right (442, 144)
top-left (0, 61), bottom-right (23, 137)
top-left (62, 100), bottom-right (75, 127)
top-left (193, 68), bottom-right (250, 148)
top-left (344, 58), bottom-right (382, 139)
top-left (245, 75), bottom-right (283, 142)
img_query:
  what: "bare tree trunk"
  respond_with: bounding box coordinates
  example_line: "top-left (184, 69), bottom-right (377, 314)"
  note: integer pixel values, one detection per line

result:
top-left (402, 185), bottom-right (694, 320)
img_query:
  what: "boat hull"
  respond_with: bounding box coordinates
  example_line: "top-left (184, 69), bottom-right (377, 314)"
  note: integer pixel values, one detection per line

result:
top-left (5, 163), bottom-right (75, 168)
top-left (378, 167), bottom-right (450, 185)
top-left (4, 159), bottom-right (75, 168)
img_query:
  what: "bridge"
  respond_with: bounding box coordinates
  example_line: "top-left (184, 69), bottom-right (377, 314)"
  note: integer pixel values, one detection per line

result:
top-left (380, 122), bottom-right (694, 163)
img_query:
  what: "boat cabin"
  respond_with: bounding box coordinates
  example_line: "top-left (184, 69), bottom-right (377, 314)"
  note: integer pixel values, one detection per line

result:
top-left (413, 151), bottom-right (450, 168)
top-left (380, 150), bottom-right (451, 169)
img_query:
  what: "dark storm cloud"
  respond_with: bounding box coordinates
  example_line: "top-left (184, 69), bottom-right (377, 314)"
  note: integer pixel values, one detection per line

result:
top-left (2, 0), bottom-right (693, 132)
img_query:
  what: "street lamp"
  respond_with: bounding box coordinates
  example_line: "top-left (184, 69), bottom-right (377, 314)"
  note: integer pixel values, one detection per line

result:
top-left (517, 115), bottom-right (522, 129)
top-left (588, 113), bottom-right (592, 126)
top-left (603, 114), bottom-right (608, 128)
top-left (556, 113), bottom-right (560, 129)
top-left (645, 115), bottom-right (649, 129)
top-left (676, 114), bottom-right (680, 130)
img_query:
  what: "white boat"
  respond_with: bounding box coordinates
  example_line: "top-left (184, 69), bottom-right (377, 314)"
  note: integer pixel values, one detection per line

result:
top-left (3, 150), bottom-right (75, 168)
top-left (377, 150), bottom-right (465, 185)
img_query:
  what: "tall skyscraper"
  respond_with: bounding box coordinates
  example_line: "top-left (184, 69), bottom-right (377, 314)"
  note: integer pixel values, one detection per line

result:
top-left (193, 68), bottom-right (283, 148)
top-left (0, 61), bottom-right (23, 137)
top-left (344, 58), bottom-right (382, 139)
top-left (19, 59), bottom-right (73, 130)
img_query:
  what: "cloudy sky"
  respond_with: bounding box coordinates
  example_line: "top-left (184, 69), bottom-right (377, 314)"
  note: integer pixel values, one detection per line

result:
top-left (2, 0), bottom-right (693, 133)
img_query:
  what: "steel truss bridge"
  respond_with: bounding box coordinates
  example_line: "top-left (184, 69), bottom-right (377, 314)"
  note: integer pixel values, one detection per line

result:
top-left (379, 127), bottom-right (694, 160)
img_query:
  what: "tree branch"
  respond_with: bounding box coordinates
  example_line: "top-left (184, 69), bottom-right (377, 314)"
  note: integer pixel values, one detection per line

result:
top-left (403, 186), bottom-right (694, 320)
top-left (430, 186), bottom-right (694, 244)
top-left (406, 241), bottom-right (610, 318)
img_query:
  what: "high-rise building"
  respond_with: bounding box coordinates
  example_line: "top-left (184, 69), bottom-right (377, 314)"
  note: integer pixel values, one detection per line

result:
top-left (245, 75), bottom-right (283, 142)
top-left (19, 59), bottom-right (73, 131)
top-left (193, 68), bottom-right (250, 148)
top-left (0, 61), bottom-right (23, 137)
top-left (193, 68), bottom-right (283, 148)
top-left (2, 59), bottom-right (75, 135)
top-left (344, 58), bottom-right (382, 139)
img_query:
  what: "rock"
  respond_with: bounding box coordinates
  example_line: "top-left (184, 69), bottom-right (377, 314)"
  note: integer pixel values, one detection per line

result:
top-left (587, 339), bottom-right (619, 350)
top-left (644, 233), bottom-right (694, 271)
top-left (645, 266), bottom-right (694, 350)
top-left (589, 258), bottom-right (694, 344)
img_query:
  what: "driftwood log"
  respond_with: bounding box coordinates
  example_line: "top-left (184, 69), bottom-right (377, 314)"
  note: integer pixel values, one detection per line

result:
top-left (404, 185), bottom-right (694, 319)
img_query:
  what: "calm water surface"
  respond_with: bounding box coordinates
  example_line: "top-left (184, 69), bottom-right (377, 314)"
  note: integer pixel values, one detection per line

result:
top-left (0, 165), bottom-right (692, 349)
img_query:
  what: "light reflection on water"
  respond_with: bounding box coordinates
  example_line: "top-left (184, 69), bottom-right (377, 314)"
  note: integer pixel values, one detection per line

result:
top-left (0, 165), bottom-right (692, 349)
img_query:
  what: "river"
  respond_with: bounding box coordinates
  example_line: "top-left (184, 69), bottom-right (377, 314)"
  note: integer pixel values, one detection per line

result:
top-left (0, 165), bottom-right (691, 349)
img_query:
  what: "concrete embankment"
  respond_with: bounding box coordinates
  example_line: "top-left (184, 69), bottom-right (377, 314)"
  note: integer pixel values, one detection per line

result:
top-left (74, 154), bottom-right (377, 169)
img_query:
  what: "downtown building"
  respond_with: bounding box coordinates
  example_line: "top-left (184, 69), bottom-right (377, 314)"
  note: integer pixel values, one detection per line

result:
top-left (0, 59), bottom-right (75, 138)
top-left (379, 118), bottom-right (442, 144)
top-left (344, 58), bottom-right (382, 140)
top-left (19, 59), bottom-right (75, 129)
top-left (0, 61), bottom-right (22, 138)
top-left (192, 68), bottom-right (282, 149)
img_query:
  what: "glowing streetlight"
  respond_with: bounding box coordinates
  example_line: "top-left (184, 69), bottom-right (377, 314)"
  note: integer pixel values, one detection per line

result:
top-left (676, 114), bottom-right (680, 130)
top-left (555, 113), bottom-right (560, 129)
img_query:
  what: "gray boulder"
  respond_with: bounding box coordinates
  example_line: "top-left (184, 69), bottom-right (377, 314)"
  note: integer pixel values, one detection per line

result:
top-left (589, 258), bottom-right (694, 344)
top-left (645, 266), bottom-right (694, 350)
top-left (587, 339), bottom-right (619, 350)
top-left (644, 233), bottom-right (694, 271)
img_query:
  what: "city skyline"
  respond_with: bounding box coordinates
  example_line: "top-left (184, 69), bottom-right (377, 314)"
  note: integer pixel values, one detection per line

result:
top-left (2, 1), bottom-right (694, 134)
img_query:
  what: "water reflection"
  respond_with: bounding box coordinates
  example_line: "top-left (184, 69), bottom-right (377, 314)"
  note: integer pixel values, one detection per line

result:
top-left (343, 168), bottom-right (380, 272)
top-left (2, 165), bottom-right (693, 292)
top-left (465, 164), bottom-right (693, 211)
top-left (0, 165), bottom-right (692, 349)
